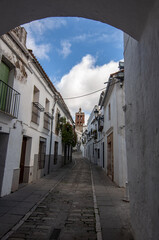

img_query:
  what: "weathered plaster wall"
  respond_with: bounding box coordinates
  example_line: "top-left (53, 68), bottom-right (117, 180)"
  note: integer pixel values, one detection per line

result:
top-left (124, 1), bottom-right (159, 239)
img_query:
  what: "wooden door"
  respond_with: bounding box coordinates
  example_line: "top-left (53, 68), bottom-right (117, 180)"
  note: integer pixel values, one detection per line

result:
top-left (107, 133), bottom-right (114, 181)
top-left (54, 141), bottom-right (58, 164)
top-left (38, 138), bottom-right (46, 169)
top-left (19, 137), bottom-right (27, 183)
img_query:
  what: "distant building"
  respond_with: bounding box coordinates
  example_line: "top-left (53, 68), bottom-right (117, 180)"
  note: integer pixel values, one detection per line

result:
top-left (75, 108), bottom-right (85, 133)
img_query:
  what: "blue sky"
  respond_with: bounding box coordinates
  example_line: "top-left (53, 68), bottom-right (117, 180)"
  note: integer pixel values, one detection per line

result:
top-left (23, 17), bottom-right (123, 122)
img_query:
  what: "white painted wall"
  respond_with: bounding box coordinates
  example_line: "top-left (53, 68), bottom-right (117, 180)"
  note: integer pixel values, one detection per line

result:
top-left (124, 1), bottom-right (159, 239)
top-left (103, 82), bottom-right (127, 187)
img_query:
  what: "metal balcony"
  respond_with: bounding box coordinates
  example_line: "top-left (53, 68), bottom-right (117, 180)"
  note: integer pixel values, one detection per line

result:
top-left (0, 80), bottom-right (20, 118)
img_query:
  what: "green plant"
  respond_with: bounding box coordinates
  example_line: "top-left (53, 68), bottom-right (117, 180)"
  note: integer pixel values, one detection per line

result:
top-left (56, 116), bottom-right (66, 135)
top-left (59, 119), bottom-right (77, 147)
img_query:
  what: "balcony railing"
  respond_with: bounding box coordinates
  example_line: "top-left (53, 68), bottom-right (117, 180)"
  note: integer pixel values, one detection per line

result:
top-left (0, 80), bottom-right (20, 118)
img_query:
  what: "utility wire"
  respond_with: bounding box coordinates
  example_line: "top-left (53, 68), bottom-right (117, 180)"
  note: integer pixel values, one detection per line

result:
top-left (63, 87), bottom-right (106, 100)
top-left (63, 81), bottom-right (119, 100)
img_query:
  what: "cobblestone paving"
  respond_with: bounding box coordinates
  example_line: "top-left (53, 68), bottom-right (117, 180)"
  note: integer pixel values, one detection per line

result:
top-left (8, 159), bottom-right (97, 240)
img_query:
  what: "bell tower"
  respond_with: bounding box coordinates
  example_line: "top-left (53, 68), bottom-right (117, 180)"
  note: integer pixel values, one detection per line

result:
top-left (75, 108), bottom-right (85, 132)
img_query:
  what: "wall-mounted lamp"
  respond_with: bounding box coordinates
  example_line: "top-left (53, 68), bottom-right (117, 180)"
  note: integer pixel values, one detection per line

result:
top-left (94, 108), bottom-right (99, 118)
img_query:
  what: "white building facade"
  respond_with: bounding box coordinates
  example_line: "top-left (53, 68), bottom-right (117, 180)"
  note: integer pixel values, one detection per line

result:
top-left (101, 65), bottom-right (127, 187)
top-left (85, 105), bottom-right (99, 165)
top-left (85, 63), bottom-right (127, 188)
top-left (0, 27), bottom-right (73, 197)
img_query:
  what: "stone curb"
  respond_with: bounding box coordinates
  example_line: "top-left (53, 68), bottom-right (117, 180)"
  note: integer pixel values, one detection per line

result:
top-left (90, 164), bottom-right (103, 240)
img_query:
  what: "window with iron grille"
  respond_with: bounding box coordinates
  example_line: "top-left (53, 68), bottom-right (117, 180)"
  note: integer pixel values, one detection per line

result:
top-left (31, 86), bottom-right (44, 124)
top-left (31, 86), bottom-right (40, 124)
top-left (43, 98), bottom-right (51, 130)
top-left (31, 103), bottom-right (40, 124)
top-left (43, 112), bottom-right (51, 130)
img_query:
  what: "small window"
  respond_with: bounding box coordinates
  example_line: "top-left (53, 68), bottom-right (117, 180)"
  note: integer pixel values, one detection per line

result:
top-left (31, 86), bottom-right (40, 124)
top-left (44, 99), bottom-right (50, 130)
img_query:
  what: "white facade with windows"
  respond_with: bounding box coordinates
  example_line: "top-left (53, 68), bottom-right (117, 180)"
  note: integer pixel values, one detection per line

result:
top-left (0, 27), bottom-right (73, 197)
top-left (101, 67), bottom-right (127, 187)
top-left (85, 105), bottom-right (99, 165)
top-left (85, 64), bottom-right (127, 187)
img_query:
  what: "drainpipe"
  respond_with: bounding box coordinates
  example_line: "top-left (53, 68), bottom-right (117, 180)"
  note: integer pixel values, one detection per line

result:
top-left (48, 94), bottom-right (58, 174)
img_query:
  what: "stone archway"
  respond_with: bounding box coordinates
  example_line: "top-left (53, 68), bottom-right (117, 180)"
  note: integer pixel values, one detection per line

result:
top-left (0, 1), bottom-right (159, 240)
top-left (0, 0), bottom-right (156, 39)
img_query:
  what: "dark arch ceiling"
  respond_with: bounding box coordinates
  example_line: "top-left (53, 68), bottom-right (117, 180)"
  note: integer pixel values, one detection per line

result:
top-left (0, 0), bottom-right (156, 40)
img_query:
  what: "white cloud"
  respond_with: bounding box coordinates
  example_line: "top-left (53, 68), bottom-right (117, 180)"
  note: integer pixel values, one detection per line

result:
top-left (59, 40), bottom-right (72, 58)
top-left (73, 33), bottom-right (93, 42)
top-left (26, 30), bottom-right (51, 60)
top-left (97, 31), bottom-right (123, 48)
top-left (56, 54), bottom-right (119, 124)
top-left (23, 18), bottom-right (67, 60)
top-left (85, 113), bottom-right (91, 126)
top-left (24, 18), bottom-right (66, 35)
top-left (73, 29), bottom-right (123, 49)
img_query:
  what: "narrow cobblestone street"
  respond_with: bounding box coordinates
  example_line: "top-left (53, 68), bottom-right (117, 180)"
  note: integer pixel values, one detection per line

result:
top-left (0, 154), bottom-right (133, 240)
top-left (7, 157), bottom-right (96, 240)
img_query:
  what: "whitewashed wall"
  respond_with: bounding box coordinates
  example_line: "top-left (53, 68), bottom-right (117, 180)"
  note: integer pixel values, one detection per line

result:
top-left (103, 83), bottom-right (127, 187)
top-left (124, 1), bottom-right (159, 239)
